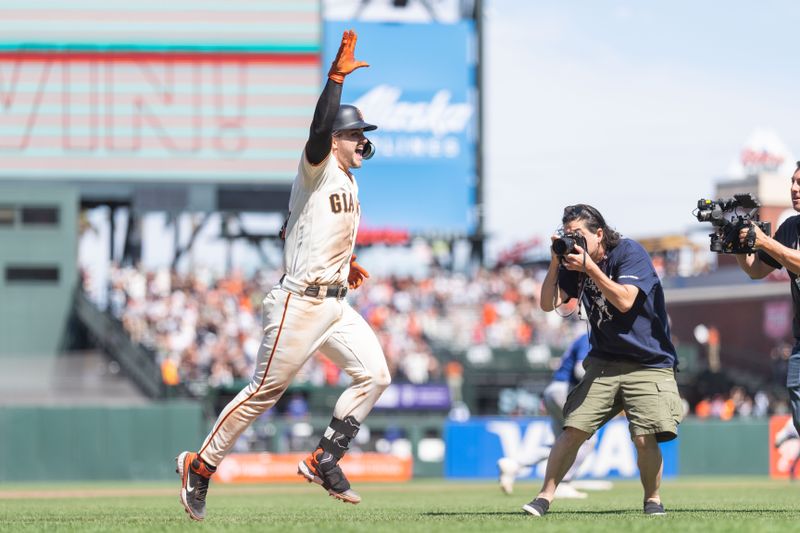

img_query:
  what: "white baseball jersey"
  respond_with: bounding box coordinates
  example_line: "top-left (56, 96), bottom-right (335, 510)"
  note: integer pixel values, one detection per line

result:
top-left (282, 150), bottom-right (361, 287)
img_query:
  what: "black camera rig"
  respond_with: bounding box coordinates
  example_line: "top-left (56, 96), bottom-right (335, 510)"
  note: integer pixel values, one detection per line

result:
top-left (694, 192), bottom-right (771, 254)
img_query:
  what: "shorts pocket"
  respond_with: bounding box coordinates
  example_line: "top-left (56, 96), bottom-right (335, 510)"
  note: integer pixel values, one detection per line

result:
top-left (656, 379), bottom-right (683, 423)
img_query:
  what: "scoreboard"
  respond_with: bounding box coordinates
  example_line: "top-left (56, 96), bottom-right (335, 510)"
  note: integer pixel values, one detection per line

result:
top-left (0, 0), bottom-right (320, 182)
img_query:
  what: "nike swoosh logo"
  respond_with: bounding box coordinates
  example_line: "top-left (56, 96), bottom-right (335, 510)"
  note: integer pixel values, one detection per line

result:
top-left (187, 478), bottom-right (195, 493)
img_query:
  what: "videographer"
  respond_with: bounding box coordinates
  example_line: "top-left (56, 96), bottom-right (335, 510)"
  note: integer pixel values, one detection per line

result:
top-left (525, 204), bottom-right (682, 518)
top-left (735, 161), bottom-right (800, 440)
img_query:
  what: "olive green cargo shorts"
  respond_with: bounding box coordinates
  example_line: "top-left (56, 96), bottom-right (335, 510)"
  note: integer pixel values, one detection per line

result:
top-left (563, 356), bottom-right (683, 442)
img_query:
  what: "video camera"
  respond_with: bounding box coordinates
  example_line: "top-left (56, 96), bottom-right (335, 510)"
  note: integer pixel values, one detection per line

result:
top-left (693, 192), bottom-right (771, 254)
top-left (552, 232), bottom-right (587, 256)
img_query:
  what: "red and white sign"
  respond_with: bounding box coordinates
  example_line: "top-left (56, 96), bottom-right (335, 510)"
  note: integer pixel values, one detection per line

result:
top-left (763, 300), bottom-right (792, 340)
top-left (0, 56), bottom-right (317, 182)
top-left (730, 128), bottom-right (796, 178)
top-left (769, 415), bottom-right (800, 478)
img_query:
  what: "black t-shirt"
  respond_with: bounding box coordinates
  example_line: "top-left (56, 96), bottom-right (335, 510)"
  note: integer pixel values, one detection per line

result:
top-left (758, 214), bottom-right (800, 340)
top-left (558, 238), bottom-right (677, 368)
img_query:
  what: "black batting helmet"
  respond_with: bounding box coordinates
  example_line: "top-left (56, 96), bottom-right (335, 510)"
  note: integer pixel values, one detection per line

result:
top-left (332, 104), bottom-right (377, 133)
top-left (332, 104), bottom-right (377, 160)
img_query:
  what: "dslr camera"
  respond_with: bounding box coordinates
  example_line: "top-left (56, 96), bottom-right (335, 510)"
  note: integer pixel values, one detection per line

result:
top-left (552, 232), bottom-right (587, 256)
top-left (694, 192), bottom-right (771, 254)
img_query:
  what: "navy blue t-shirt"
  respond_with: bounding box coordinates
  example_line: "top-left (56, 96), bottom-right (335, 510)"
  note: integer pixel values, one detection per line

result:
top-left (552, 333), bottom-right (590, 386)
top-left (557, 238), bottom-right (677, 368)
top-left (758, 214), bottom-right (800, 340)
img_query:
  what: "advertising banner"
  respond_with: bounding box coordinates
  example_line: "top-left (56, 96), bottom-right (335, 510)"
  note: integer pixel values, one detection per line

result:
top-left (323, 21), bottom-right (476, 233)
top-left (373, 383), bottom-right (451, 411)
top-left (769, 414), bottom-right (800, 478)
top-left (445, 417), bottom-right (679, 479)
top-left (215, 452), bottom-right (413, 484)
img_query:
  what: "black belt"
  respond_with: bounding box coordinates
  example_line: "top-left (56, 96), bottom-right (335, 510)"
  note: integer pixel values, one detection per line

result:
top-left (280, 275), bottom-right (347, 299)
top-left (304, 284), bottom-right (348, 299)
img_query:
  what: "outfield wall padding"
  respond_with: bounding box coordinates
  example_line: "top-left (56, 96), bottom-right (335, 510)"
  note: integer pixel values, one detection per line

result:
top-left (0, 408), bottom-right (772, 481)
top-left (678, 418), bottom-right (769, 475)
top-left (0, 403), bottom-right (204, 482)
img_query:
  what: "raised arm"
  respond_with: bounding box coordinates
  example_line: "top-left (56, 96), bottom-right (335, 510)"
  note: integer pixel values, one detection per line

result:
top-left (305, 30), bottom-right (369, 166)
top-left (305, 80), bottom-right (342, 165)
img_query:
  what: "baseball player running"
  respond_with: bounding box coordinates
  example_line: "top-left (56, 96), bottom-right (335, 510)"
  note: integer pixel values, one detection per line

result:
top-left (177, 30), bottom-right (390, 520)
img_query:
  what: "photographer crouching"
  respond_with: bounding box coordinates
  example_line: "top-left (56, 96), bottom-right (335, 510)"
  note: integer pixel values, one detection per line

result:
top-left (735, 162), bottom-right (800, 442)
top-left (523, 204), bottom-right (682, 518)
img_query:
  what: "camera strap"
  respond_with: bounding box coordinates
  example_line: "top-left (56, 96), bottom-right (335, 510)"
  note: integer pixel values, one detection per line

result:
top-left (554, 252), bottom-right (588, 319)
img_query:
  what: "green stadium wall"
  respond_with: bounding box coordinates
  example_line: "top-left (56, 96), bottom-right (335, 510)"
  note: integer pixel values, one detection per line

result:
top-left (0, 184), bottom-right (78, 358)
top-left (0, 408), bottom-right (771, 481)
top-left (678, 418), bottom-right (770, 475)
top-left (0, 403), bottom-right (204, 482)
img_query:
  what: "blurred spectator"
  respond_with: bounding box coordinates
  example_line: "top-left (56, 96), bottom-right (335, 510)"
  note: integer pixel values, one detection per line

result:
top-left (693, 386), bottom-right (777, 419)
top-left (771, 342), bottom-right (792, 386)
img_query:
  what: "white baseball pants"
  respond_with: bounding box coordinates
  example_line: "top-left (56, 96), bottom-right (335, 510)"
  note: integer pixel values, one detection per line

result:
top-left (198, 285), bottom-right (391, 466)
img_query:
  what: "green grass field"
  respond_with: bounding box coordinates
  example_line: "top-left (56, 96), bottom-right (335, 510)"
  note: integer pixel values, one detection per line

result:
top-left (1, 478), bottom-right (799, 532)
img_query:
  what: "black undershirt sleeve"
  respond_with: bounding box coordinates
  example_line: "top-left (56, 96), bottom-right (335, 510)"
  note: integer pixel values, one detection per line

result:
top-left (305, 79), bottom-right (342, 166)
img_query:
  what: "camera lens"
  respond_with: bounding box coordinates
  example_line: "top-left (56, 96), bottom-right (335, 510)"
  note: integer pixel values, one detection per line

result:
top-left (552, 237), bottom-right (574, 256)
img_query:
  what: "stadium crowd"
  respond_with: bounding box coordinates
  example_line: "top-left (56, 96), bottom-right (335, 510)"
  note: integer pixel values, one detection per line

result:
top-left (95, 263), bottom-right (576, 391)
top-left (88, 262), bottom-right (789, 419)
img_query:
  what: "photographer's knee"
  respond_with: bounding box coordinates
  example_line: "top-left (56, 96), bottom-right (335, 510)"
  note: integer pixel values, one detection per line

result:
top-left (633, 434), bottom-right (658, 450)
top-left (561, 426), bottom-right (591, 448)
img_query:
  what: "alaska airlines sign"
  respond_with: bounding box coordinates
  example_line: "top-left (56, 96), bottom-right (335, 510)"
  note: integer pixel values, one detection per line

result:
top-left (354, 85), bottom-right (473, 160)
top-left (323, 19), bottom-right (476, 232)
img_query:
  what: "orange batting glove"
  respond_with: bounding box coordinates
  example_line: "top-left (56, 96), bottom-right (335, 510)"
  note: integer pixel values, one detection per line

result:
top-left (348, 254), bottom-right (370, 290)
top-left (328, 29), bottom-right (369, 84)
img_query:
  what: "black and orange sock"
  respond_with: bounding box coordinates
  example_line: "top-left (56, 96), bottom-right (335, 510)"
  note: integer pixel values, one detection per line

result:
top-left (192, 455), bottom-right (217, 478)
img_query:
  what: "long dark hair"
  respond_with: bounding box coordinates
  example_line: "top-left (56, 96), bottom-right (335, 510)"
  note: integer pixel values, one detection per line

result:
top-left (562, 204), bottom-right (621, 252)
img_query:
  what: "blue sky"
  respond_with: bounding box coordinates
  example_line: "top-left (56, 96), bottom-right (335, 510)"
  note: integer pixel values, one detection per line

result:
top-left (484, 0), bottom-right (800, 254)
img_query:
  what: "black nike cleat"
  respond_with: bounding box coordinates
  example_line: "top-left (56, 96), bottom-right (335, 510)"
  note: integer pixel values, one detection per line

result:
top-left (176, 451), bottom-right (213, 521)
top-left (297, 448), bottom-right (361, 504)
